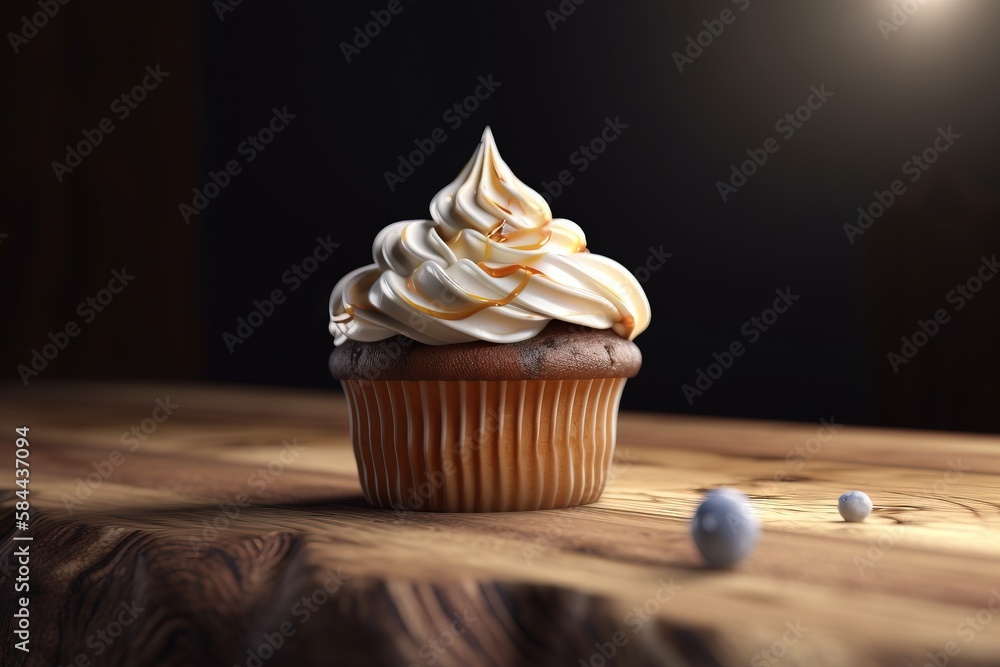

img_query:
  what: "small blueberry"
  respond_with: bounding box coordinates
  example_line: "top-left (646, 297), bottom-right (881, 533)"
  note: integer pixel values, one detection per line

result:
top-left (691, 488), bottom-right (760, 568)
top-left (838, 490), bottom-right (872, 522)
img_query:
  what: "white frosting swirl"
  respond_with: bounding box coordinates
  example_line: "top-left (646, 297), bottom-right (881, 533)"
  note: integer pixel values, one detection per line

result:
top-left (329, 127), bottom-right (650, 346)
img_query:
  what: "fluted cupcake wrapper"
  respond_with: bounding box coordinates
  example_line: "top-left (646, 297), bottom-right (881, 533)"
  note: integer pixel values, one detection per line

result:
top-left (341, 378), bottom-right (627, 513)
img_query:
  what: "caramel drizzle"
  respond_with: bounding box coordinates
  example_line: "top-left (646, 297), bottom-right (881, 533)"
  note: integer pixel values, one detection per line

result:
top-left (619, 315), bottom-right (636, 339)
top-left (338, 302), bottom-right (375, 322)
top-left (484, 195), bottom-right (531, 220)
top-left (487, 220), bottom-right (509, 243)
top-left (344, 205), bottom-right (587, 323)
top-left (398, 262), bottom-right (543, 321)
top-left (486, 219), bottom-right (553, 250)
top-left (394, 215), bottom-right (572, 320)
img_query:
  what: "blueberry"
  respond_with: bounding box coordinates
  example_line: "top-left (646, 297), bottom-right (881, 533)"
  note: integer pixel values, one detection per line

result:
top-left (838, 490), bottom-right (872, 522)
top-left (691, 488), bottom-right (760, 568)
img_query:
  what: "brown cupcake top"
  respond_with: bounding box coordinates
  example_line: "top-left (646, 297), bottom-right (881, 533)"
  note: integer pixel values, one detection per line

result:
top-left (329, 321), bottom-right (642, 382)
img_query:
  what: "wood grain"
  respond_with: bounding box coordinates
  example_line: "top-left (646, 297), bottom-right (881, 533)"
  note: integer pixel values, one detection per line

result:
top-left (1, 382), bottom-right (999, 666)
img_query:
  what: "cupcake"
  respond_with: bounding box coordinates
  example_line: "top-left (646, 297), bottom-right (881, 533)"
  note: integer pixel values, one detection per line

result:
top-left (328, 127), bottom-right (650, 512)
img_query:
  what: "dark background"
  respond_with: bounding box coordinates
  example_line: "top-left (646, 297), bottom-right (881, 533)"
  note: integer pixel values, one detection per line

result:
top-left (3, 0), bottom-right (999, 432)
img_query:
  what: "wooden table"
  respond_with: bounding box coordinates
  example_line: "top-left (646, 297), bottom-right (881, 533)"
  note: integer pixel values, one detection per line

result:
top-left (2, 383), bottom-right (999, 667)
